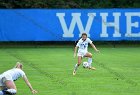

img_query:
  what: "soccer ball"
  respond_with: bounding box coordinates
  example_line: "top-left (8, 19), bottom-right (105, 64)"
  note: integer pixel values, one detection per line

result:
top-left (83, 62), bottom-right (89, 68)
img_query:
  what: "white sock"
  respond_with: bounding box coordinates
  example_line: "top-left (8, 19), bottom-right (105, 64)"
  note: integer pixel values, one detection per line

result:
top-left (88, 58), bottom-right (92, 67)
top-left (7, 89), bottom-right (16, 93)
top-left (0, 91), bottom-right (4, 95)
top-left (74, 64), bottom-right (79, 71)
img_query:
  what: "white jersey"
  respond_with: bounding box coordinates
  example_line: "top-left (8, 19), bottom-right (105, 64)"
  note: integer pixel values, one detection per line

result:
top-left (1, 68), bottom-right (25, 81)
top-left (76, 38), bottom-right (92, 52)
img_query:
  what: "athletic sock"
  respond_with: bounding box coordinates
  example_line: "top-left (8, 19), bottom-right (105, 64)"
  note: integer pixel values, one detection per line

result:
top-left (88, 58), bottom-right (92, 67)
top-left (74, 64), bottom-right (79, 71)
top-left (6, 89), bottom-right (16, 94)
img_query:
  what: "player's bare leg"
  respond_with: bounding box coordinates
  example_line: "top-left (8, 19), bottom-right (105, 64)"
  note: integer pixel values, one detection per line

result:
top-left (4, 80), bottom-right (17, 94)
top-left (73, 56), bottom-right (82, 75)
top-left (5, 80), bottom-right (17, 90)
top-left (84, 52), bottom-right (96, 70)
top-left (0, 80), bottom-right (17, 95)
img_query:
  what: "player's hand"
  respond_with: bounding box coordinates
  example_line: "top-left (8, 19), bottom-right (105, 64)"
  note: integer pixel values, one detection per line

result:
top-left (96, 50), bottom-right (100, 53)
top-left (74, 53), bottom-right (76, 58)
top-left (32, 89), bottom-right (38, 94)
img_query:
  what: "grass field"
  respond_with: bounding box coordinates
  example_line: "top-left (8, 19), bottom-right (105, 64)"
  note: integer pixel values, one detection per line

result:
top-left (0, 46), bottom-right (140, 95)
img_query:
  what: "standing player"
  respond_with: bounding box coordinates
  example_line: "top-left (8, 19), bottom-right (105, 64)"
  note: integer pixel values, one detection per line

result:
top-left (73, 33), bottom-right (99, 75)
top-left (0, 62), bottom-right (37, 95)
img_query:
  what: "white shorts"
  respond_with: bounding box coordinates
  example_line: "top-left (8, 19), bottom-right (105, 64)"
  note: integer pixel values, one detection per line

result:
top-left (77, 50), bottom-right (88, 57)
top-left (0, 74), bottom-right (13, 87)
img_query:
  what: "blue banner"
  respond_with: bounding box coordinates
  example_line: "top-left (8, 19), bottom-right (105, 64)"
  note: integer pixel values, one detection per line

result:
top-left (0, 9), bottom-right (140, 41)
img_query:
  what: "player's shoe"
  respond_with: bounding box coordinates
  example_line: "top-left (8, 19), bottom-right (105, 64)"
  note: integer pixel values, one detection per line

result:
top-left (73, 70), bottom-right (76, 75)
top-left (89, 67), bottom-right (96, 70)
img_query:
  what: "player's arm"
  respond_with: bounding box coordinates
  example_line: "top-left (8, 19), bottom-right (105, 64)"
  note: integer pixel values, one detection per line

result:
top-left (23, 75), bottom-right (38, 94)
top-left (74, 46), bottom-right (78, 58)
top-left (90, 43), bottom-right (99, 52)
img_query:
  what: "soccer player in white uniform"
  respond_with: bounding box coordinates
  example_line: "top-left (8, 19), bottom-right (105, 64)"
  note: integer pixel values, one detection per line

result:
top-left (73, 33), bottom-right (99, 75)
top-left (0, 62), bottom-right (37, 95)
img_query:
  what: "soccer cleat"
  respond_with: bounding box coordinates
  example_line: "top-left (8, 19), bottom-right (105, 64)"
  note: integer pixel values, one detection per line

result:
top-left (73, 70), bottom-right (76, 75)
top-left (89, 67), bottom-right (96, 70)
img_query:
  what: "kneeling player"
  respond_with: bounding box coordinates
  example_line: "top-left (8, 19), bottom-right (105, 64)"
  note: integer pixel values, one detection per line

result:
top-left (0, 62), bottom-right (37, 95)
top-left (73, 33), bottom-right (99, 75)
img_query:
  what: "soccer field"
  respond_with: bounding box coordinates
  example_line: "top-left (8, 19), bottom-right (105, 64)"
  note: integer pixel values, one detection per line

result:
top-left (0, 46), bottom-right (140, 95)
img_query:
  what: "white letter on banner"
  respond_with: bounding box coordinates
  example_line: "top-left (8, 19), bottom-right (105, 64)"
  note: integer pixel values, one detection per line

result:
top-left (125, 12), bottom-right (140, 37)
top-left (100, 13), bottom-right (121, 37)
top-left (56, 13), bottom-right (96, 37)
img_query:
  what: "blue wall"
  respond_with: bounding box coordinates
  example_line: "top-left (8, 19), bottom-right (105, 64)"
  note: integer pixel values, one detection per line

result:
top-left (0, 9), bottom-right (140, 41)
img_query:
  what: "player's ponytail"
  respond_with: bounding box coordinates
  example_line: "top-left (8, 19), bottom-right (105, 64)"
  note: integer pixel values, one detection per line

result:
top-left (75, 33), bottom-right (87, 43)
top-left (81, 33), bottom-right (87, 42)
top-left (81, 33), bottom-right (87, 37)
top-left (15, 62), bottom-right (23, 69)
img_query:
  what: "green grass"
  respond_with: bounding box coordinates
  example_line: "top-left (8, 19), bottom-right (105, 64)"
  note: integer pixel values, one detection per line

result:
top-left (0, 46), bottom-right (140, 95)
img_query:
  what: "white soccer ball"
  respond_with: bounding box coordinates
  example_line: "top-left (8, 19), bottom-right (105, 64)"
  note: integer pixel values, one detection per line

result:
top-left (83, 62), bottom-right (89, 68)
